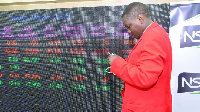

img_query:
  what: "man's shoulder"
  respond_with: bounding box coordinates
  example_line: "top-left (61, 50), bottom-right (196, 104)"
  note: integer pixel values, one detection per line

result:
top-left (148, 22), bottom-right (164, 31)
top-left (146, 22), bottom-right (168, 36)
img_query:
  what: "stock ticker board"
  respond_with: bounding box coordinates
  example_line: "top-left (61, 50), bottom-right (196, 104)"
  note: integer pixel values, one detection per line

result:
top-left (0, 4), bottom-right (169, 112)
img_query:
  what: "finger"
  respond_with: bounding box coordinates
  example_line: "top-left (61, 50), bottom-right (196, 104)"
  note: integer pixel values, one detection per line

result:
top-left (107, 55), bottom-right (111, 60)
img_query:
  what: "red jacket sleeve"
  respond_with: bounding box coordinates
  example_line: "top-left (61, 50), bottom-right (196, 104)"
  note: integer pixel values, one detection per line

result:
top-left (110, 36), bottom-right (166, 89)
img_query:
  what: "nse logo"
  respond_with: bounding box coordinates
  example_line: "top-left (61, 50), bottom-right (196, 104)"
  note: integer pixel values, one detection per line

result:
top-left (178, 73), bottom-right (200, 93)
top-left (180, 25), bottom-right (200, 48)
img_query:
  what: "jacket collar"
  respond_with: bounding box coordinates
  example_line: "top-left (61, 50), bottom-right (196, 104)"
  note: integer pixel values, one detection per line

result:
top-left (132, 22), bottom-right (159, 50)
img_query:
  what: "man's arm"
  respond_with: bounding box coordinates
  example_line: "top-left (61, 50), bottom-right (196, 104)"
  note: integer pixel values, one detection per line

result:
top-left (109, 37), bottom-right (166, 89)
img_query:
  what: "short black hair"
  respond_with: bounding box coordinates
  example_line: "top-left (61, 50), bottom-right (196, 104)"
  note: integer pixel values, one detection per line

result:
top-left (122, 2), bottom-right (150, 19)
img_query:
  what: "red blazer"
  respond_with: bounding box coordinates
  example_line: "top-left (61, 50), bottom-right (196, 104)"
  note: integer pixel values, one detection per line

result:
top-left (111, 22), bottom-right (172, 112)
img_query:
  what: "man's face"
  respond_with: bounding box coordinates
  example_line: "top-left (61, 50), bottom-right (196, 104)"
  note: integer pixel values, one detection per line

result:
top-left (122, 14), bottom-right (143, 39)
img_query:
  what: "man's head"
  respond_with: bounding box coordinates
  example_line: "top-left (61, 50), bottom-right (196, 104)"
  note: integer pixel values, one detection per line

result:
top-left (122, 2), bottom-right (151, 39)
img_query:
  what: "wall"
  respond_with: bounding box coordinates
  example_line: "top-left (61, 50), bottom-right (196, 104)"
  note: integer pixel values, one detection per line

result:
top-left (0, 0), bottom-right (197, 11)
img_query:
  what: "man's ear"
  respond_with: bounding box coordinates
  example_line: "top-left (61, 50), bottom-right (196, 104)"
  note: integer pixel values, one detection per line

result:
top-left (137, 15), bottom-right (144, 24)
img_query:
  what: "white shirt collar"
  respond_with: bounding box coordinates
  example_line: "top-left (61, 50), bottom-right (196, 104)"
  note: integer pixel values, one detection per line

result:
top-left (143, 22), bottom-right (153, 34)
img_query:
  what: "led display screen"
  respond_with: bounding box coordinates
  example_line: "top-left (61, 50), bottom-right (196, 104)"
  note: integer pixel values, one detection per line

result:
top-left (0, 4), bottom-right (169, 112)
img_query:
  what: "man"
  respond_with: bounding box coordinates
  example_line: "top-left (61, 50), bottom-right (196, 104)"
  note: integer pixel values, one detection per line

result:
top-left (108, 2), bottom-right (172, 112)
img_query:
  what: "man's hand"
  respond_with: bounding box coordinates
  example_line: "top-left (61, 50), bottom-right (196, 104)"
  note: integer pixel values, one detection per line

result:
top-left (108, 54), bottom-right (119, 65)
